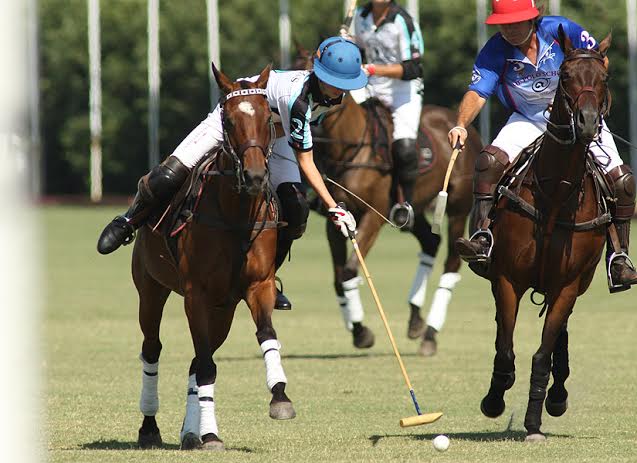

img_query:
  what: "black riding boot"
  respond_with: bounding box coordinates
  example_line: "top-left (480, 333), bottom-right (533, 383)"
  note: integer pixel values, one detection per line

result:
top-left (455, 145), bottom-right (510, 264)
top-left (607, 221), bottom-right (637, 292)
top-left (97, 156), bottom-right (190, 255)
top-left (274, 237), bottom-right (293, 310)
top-left (389, 139), bottom-right (418, 231)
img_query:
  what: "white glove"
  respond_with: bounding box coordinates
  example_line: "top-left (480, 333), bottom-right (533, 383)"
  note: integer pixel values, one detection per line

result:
top-left (328, 206), bottom-right (357, 238)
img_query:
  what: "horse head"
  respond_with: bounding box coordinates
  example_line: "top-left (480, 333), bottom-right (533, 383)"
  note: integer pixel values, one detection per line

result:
top-left (555, 25), bottom-right (611, 144)
top-left (212, 63), bottom-right (274, 195)
top-left (291, 39), bottom-right (313, 71)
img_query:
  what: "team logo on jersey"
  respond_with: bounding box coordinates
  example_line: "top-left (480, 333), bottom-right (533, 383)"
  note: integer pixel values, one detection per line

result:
top-left (538, 44), bottom-right (556, 66)
top-left (471, 68), bottom-right (481, 84)
top-left (512, 62), bottom-right (525, 73)
top-left (532, 78), bottom-right (550, 93)
top-left (291, 118), bottom-right (305, 140)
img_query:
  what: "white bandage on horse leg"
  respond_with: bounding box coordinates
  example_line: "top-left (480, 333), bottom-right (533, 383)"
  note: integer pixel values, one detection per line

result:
top-left (408, 253), bottom-right (435, 307)
top-left (260, 339), bottom-right (288, 391)
top-left (340, 276), bottom-right (364, 331)
top-left (180, 374), bottom-right (200, 440)
top-left (139, 353), bottom-right (159, 416)
top-left (426, 272), bottom-right (462, 331)
top-left (198, 383), bottom-right (219, 437)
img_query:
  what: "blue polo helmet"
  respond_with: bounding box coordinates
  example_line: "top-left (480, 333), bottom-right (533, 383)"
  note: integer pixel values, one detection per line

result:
top-left (313, 37), bottom-right (368, 91)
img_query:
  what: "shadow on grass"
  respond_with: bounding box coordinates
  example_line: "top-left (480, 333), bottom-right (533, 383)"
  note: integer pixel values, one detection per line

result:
top-left (369, 430), bottom-right (583, 445)
top-left (80, 440), bottom-right (253, 453)
top-left (217, 352), bottom-right (420, 362)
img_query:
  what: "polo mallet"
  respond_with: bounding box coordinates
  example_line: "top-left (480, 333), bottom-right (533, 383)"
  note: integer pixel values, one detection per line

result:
top-left (339, 204), bottom-right (443, 427)
top-left (339, 0), bottom-right (357, 37)
top-left (431, 141), bottom-right (463, 235)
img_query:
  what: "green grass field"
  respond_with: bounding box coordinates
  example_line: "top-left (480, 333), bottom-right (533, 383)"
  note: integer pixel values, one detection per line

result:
top-left (46, 206), bottom-right (637, 462)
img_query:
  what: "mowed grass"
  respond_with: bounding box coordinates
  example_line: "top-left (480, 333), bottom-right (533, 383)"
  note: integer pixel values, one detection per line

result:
top-left (46, 206), bottom-right (637, 462)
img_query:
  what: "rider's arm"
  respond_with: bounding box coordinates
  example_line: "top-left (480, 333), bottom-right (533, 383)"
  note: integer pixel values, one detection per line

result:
top-left (448, 91), bottom-right (487, 148)
top-left (296, 149), bottom-right (336, 208)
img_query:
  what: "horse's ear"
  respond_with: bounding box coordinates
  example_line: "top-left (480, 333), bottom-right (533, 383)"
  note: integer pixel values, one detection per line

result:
top-left (557, 24), bottom-right (573, 54)
top-left (211, 61), bottom-right (234, 95)
top-left (293, 37), bottom-right (309, 57)
top-left (255, 63), bottom-right (272, 90)
top-left (598, 32), bottom-right (612, 59)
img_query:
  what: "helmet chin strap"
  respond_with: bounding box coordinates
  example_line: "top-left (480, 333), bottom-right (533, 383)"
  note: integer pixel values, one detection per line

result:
top-left (504, 24), bottom-right (535, 47)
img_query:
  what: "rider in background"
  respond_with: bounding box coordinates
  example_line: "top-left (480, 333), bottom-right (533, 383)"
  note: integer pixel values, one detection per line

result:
top-left (97, 37), bottom-right (367, 309)
top-left (348, 0), bottom-right (424, 230)
top-left (449, 0), bottom-right (637, 291)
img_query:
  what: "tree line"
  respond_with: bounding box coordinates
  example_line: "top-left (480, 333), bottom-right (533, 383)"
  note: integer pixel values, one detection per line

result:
top-left (40, 0), bottom-right (634, 194)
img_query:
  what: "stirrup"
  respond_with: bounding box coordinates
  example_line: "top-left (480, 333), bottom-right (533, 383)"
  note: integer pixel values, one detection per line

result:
top-left (607, 251), bottom-right (636, 293)
top-left (388, 202), bottom-right (415, 230)
top-left (465, 228), bottom-right (494, 263)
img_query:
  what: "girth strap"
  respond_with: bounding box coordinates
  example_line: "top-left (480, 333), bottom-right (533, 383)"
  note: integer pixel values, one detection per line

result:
top-left (498, 186), bottom-right (611, 231)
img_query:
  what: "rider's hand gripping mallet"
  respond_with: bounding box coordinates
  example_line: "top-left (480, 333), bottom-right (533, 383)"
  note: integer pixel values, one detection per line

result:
top-left (339, 0), bottom-right (357, 37)
top-left (339, 204), bottom-right (443, 427)
top-left (431, 141), bottom-right (462, 236)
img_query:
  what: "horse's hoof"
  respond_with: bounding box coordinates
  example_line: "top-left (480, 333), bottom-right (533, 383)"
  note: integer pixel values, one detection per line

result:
top-left (419, 339), bottom-right (437, 357)
top-left (407, 312), bottom-right (425, 339)
top-left (525, 433), bottom-right (547, 443)
top-left (353, 324), bottom-right (375, 349)
top-left (269, 400), bottom-right (296, 420)
top-left (201, 433), bottom-right (224, 451)
top-left (480, 394), bottom-right (505, 418)
top-left (180, 432), bottom-right (202, 450)
top-left (137, 429), bottom-right (162, 449)
top-left (545, 397), bottom-right (568, 417)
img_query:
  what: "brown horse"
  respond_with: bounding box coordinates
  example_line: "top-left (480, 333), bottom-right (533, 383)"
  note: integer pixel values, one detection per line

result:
top-left (293, 45), bottom-right (482, 355)
top-left (132, 64), bottom-right (295, 451)
top-left (479, 30), bottom-right (613, 441)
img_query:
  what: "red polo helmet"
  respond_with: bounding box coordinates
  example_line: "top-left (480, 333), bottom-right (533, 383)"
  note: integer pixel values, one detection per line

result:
top-left (485, 0), bottom-right (540, 25)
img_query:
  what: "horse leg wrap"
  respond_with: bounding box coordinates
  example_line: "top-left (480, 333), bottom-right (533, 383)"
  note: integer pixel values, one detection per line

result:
top-left (407, 253), bottom-right (435, 308)
top-left (180, 374), bottom-right (200, 440)
top-left (261, 339), bottom-right (287, 391)
top-left (139, 353), bottom-right (159, 416)
top-left (339, 276), bottom-right (364, 331)
top-left (198, 384), bottom-right (219, 438)
top-left (525, 352), bottom-right (551, 434)
top-left (426, 272), bottom-right (462, 331)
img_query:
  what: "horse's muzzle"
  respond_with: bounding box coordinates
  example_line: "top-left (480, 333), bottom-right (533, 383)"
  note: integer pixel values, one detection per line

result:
top-left (575, 106), bottom-right (600, 144)
top-left (243, 168), bottom-right (268, 196)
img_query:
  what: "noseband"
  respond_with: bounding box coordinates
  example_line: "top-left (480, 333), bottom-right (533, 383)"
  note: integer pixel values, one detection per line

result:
top-left (219, 88), bottom-right (276, 191)
top-left (546, 51), bottom-right (610, 145)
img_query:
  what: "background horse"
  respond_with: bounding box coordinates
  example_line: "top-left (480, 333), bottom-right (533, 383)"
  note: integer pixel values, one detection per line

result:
top-left (293, 45), bottom-right (482, 355)
top-left (479, 30), bottom-right (612, 441)
top-left (131, 64), bottom-right (295, 451)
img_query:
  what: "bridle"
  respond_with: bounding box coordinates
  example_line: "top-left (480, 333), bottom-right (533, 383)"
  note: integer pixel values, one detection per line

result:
top-left (546, 50), bottom-right (610, 145)
top-left (218, 87), bottom-right (276, 192)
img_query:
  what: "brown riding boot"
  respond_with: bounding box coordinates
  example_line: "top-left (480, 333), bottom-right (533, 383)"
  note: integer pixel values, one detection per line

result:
top-left (606, 164), bottom-right (637, 293)
top-left (455, 145), bottom-right (510, 263)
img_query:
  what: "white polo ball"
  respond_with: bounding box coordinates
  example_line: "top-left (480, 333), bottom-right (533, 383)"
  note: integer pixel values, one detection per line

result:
top-left (432, 434), bottom-right (450, 452)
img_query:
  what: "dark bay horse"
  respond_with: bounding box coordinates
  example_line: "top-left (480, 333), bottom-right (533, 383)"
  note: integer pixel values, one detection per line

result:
top-left (293, 45), bottom-right (482, 355)
top-left (318, 95), bottom-right (482, 355)
top-left (132, 64), bottom-right (295, 451)
top-left (479, 29), bottom-right (613, 441)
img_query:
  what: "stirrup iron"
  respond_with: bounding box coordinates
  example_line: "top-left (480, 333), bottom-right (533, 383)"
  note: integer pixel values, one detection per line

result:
top-left (607, 251), bottom-right (635, 293)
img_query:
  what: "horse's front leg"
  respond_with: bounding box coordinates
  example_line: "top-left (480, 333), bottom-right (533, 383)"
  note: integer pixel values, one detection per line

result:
top-left (341, 211), bottom-right (385, 348)
top-left (183, 289), bottom-right (225, 451)
top-left (545, 323), bottom-right (569, 417)
top-left (246, 280), bottom-right (296, 420)
top-left (481, 276), bottom-right (521, 419)
top-left (524, 287), bottom-right (577, 442)
top-left (133, 260), bottom-right (171, 449)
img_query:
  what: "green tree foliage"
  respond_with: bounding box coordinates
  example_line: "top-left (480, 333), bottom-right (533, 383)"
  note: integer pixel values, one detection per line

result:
top-left (39, 0), bottom-right (635, 194)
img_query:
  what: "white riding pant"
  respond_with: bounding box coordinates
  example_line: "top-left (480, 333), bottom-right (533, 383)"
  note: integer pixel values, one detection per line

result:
top-left (171, 107), bottom-right (299, 191)
top-left (349, 84), bottom-right (422, 141)
top-left (491, 112), bottom-right (623, 173)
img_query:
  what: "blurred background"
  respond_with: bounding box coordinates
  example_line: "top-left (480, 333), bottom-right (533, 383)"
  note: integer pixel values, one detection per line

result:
top-left (17, 0), bottom-right (637, 200)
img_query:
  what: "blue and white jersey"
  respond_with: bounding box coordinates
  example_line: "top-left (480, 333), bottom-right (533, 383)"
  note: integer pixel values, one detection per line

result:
top-left (352, 1), bottom-right (424, 99)
top-left (469, 16), bottom-right (598, 123)
top-left (241, 70), bottom-right (341, 152)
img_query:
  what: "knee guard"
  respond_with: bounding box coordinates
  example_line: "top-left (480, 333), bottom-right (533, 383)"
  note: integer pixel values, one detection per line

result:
top-left (473, 145), bottom-right (510, 198)
top-left (391, 139), bottom-right (419, 183)
top-left (141, 156), bottom-right (190, 203)
top-left (277, 182), bottom-right (310, 240)
top-left (607, 165), bottom-right (636, 221)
